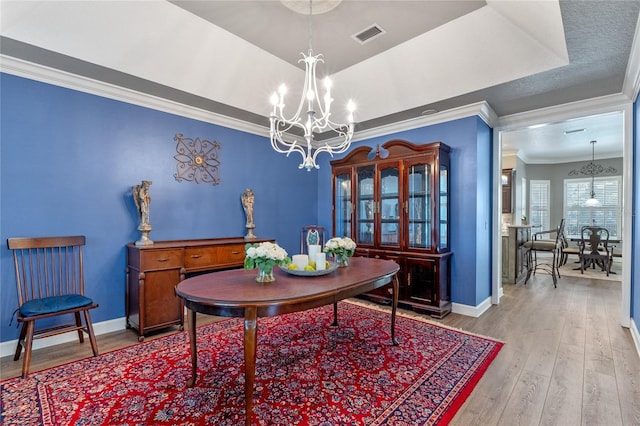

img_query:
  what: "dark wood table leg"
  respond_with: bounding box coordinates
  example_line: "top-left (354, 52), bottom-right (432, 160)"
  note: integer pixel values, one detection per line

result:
top-left (244, 306), bottom-right (258, 426)
top-left (186, 309), bottom-right (197, 387)
top-left (332, 302), bottom-right (338, 326)
top-left (391, 275), bottom-right (399, 346)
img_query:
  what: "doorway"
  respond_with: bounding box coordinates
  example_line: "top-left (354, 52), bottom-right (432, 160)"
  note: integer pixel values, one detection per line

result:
top-left (493, 106), bottom-right (632, 328)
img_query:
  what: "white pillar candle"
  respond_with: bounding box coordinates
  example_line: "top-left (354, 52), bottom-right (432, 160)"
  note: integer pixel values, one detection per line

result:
top-left (308, 244), bottom-right (321, 260)
top-left (292, 254), bottom-right (309, 269)
top-left (315, 253), bottom-right (326, 270)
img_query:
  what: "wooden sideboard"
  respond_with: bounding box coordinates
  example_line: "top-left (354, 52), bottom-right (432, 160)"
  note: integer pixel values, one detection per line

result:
top-left (126, 237), bottom-right (272, 340)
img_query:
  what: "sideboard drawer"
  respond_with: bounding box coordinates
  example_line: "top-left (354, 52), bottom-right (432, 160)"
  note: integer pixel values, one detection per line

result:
top-left (185, 244), bottom-right (246, 270)
top-left (139, 249), bottom-right (183, 270)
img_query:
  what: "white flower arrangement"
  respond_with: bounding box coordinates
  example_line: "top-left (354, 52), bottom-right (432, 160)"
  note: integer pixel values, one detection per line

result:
top-left (244, 241), bottom-right (290, 274)
top-left (323, 237), bottom-right (357, 259)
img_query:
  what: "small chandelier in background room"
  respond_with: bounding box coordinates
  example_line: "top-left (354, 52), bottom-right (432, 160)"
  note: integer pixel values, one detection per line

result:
top-left (269, 0), bottom-right (355, 171)
top-left (584, 140), bottom-right (601, 207)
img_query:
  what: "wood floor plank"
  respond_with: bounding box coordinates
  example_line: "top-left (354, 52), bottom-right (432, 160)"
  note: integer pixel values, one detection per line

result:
top-left (582, 368), bottom-right (623, 425)
top-left (522, 331), bottom-right (561, 377)
top-left (449, 347), bottom-right (528, 426)
top-left (611, 346), bottom-right (640, 425)
top-left (539, 343), bottom-right (584, 426)
top-left (497, 369), bottom-right (551, 426)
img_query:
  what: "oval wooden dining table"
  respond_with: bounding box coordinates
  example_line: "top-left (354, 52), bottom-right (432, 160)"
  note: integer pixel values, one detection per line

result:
top-left (175, 256), bottom-right (400, 425)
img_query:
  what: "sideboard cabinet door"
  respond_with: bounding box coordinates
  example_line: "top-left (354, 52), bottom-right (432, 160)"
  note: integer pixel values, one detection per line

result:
top-left (405, 255), bottom-right (452, 318)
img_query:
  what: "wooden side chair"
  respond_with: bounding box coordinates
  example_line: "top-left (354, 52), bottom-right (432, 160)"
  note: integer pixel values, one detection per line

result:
top-left (579, 226), bottom-right (613, 276)
top-left (523, 219), bottom-right (565, 287)
top-left (300, 225), bottom-right (326, 254)
top-left (560, 230), bottom-right (581, 266)
top-left (7, 235), bottom-right (99, 378)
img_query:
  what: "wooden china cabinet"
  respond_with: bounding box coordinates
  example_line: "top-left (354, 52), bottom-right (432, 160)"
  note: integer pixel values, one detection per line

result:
top-left (331, 139), bottom-right (453, 318)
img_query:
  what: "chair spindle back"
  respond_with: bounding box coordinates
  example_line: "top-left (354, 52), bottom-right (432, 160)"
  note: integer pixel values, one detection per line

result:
top-left (8, 236), bottom-right (86, 306)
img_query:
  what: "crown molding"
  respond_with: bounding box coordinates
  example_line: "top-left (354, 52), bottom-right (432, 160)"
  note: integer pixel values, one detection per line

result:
top-left (0, 55), bottom-right (269, 138)
top-left (348, 101), bottom-right (498, 144)
top-left (3, 53), bottom-right (632, 145)
top-left (496, 92), bottom-right (633, 132)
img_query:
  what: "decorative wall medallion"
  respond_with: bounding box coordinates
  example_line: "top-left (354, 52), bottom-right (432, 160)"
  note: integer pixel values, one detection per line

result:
top-left (173, 133), bottom-right (221, 185)
top-left (568, 163), bottom-right (618, 177)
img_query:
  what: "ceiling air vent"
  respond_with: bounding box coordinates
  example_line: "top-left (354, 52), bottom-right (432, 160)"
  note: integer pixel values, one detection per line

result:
top-left (353, 24), bottom-right (385, 44)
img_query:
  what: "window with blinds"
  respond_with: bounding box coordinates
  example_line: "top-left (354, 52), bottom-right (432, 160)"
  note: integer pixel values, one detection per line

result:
top-left (563, 176), bottom-right (621, 238)
top-left (529, 180), bottom-right (550, 232)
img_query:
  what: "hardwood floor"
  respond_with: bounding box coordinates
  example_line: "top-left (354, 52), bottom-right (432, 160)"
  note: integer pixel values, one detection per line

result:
top-left (2, 273), bottom-right (639, 425)
top-left (447, 274), bottom-right (640, 426)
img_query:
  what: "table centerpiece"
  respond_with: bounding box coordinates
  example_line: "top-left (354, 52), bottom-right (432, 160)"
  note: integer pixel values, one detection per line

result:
top-left (323, 237), bottom-right (356, 267)
top-left (244, 241), bottom-right (290, 282)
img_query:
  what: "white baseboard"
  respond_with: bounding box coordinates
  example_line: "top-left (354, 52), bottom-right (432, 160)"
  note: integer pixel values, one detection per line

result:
top-left (0, 317), bottom-right (127, 358)
top-left (630, 318), bottom-right (640, 359)
top-left (451, 296), bottom-right (492, 318)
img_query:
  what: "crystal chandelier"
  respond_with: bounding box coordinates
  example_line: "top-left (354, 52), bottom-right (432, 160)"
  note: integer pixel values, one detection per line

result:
top-left (584, 140), bottom-right (602, 207)
top-left (269, 0), bottom-right (355, 171)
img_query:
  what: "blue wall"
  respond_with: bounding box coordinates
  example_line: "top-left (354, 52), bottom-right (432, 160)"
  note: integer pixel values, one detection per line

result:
top-left (0, 73), bottom-right (319, 342)
top-left (315, 117), bottom-right (493, 308)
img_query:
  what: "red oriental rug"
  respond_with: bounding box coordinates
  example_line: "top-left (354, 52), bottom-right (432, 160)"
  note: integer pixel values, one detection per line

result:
top-left (1, 301), bottom-right (502, 425)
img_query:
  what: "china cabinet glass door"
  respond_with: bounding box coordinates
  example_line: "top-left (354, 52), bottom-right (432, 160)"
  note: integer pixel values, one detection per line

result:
top-left (334, 171), bottom-right (352, 238)
top-left (356, 165), bottom-right (375, 245)
top-left (439, 165), bottom-right (449, 250)
top-left (406, 162), bottom-right (432, 249)
top-left (379, 164), bottom-right (400, 247)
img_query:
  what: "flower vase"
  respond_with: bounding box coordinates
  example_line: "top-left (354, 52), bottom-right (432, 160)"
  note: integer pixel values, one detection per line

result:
top-left (256, 267), bottom-right (275, 283)
top-left (337, 255), bottom-right (349, 267)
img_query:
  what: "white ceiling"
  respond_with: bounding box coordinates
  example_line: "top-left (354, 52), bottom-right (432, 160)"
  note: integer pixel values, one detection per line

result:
top-left (501, 110), bottom-right (624, 164)
top-left (1, 0), bottom-right (638, 162)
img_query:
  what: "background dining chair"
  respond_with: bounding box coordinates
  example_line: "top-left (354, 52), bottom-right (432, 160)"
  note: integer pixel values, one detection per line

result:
top-left (7, 235), bottom-right (99, 378)
top-left (523, 218), bottom-right (565, 287)
top-left (300, 225), bottom-right (326, 254)
top-left (578, 226), bottom-right (613, 276)
top-left (559, 228), bottom-right (581, 266)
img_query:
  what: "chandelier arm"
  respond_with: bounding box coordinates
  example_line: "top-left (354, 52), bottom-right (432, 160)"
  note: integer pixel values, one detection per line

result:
top-left (311, 138), bottom-right (352, 165)
top-left (270, 118), bottom-right (301, 141)
top-left (270, 133), bottom-right (315, 170)
top-left (316, 118), bottom-right (353, 134)
top-left (269, 132), bottom-right (306, 159)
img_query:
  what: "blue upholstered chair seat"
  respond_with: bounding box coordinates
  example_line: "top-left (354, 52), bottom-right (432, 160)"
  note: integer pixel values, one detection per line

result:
top-left (20, 295), bottom-right (93, 317)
